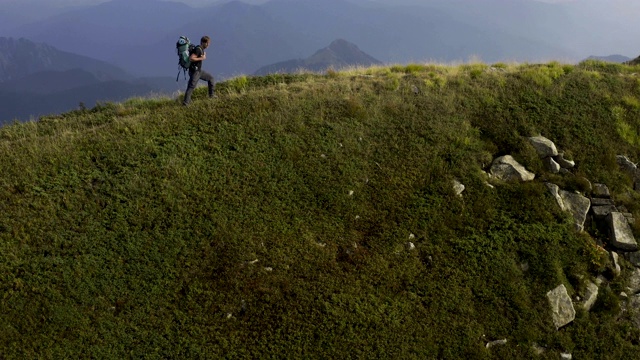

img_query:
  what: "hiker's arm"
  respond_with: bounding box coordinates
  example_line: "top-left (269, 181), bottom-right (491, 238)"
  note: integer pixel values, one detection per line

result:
top-left (189, 52), bottom-right (206, 61)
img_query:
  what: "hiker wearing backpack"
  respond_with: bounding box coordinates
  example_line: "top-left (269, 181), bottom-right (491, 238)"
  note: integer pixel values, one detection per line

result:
top-left (182, 36), bottom-right (215, 106)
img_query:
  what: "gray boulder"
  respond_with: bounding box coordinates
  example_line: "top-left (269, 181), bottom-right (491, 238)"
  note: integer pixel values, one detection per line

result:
top-left (556, 153), bottom-right (575, 169)
top-left (490, 155), bottom-right (535, 182)
top-left (593, 183), bottom-right (611, 198)
top-left (452, 179), bottom-right (465, 197)
top-left (543, 157), bottom-right (561, 173)
top-left (629, 268), bottom-right (640, 294)
top-left (582, 281), bottom-right (599, 311)
top-left (607, 212), bottom-right (639, 251)
top-left (529, 136), bottom-right (558, 158)
top-left (546, 183), bottom-right (591, 232)
top-left (547, 284), bottom-right (575, 329)
top-left (592, 205), bottom-right (617, 220)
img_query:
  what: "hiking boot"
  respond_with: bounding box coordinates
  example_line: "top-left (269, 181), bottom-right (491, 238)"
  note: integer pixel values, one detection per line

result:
top-left (210, 94), bottom-right (218, 99)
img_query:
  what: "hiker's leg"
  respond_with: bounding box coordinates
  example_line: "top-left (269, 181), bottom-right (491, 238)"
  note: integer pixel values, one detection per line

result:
top-left (183, 70), bottom-right (201, 105)
top-left (200, 70), bottom-right (215, 97)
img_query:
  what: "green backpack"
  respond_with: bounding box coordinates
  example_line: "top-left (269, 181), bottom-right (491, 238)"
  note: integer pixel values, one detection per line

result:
top-left (176, 36), bottom-right (195, 81)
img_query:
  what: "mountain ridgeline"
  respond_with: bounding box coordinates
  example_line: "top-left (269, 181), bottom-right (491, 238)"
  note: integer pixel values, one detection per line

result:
top-left (254, 39), bottom-right (382, 75)
top-left (1, 61), bottom-right (640, 358)
top-left (0, 37), bottom-right (182, 124)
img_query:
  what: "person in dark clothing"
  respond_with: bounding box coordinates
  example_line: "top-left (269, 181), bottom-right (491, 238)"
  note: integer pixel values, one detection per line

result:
top-left (182, 35), bottom-right (215, 106)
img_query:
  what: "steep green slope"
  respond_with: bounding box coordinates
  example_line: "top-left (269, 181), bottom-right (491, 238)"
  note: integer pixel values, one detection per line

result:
top-left (1, 62), bottom-right (640, 358)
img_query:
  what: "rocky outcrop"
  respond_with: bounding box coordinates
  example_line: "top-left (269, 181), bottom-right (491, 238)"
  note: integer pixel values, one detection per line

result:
top-left (490, 136), bottom-right (640, 331)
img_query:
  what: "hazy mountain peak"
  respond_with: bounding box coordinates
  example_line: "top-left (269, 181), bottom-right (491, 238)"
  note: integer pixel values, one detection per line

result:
top-left (0, 36), bottom-right (129, 82)
top-left (254, 39), bottom-right (381, 75)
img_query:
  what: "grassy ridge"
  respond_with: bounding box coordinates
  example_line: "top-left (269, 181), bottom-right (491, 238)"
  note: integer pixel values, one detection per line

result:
top-left (1, 61), bottom-right (640, 358)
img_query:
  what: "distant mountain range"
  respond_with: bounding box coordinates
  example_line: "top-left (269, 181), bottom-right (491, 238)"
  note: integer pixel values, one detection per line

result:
top-left (3, 0), bottom-right (596, 79)
top-left (0, 37), bottom-right (181, 125)
top-left (0, 37), bottom-right (130, 82)
top-left (254, 39), bottom-right (382, 75)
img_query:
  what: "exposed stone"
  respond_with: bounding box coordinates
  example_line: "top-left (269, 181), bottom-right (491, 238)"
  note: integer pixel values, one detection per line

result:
top-left (490, 155), bottom-right (535, 182)
top-left (617, 155), bottom-right (638, 174)
top-left (561, 353), bottom-right (572, 360)
top-left (546, 183), bottom-right (563, 209)
top-left (592, 183), bottom-right (611, 198)
top-left (546, 183), bottom-right (591, 231)
top-left (556, 152), bottom-right (575, 169)
top-left (607, 212), bottom-right (639, 251)
top-left (528, 136), bottom-right (558, 158)
top-left (617, 155), bottom-right (640, 190)
top-left (559, 168), bottom-right (573, 176)
top-left (485, 339), bottom-right (507, 348)
top-left (630, 268), bottom-right (640, 294)
top-left (543, 156), bottom-right (561, 173)
top-left (582, 281), bottom-right (599, 311)
top-left (591, 205), bottom-right (617, 220)
top-left (562, 192), bottom-right (591, 232)
top-left (547, 284), bottom-right (575, 329)
top-left (452, 179), bottom-right (465, 197)
top-left (591, 198), bottom-right (614, 206)
top-left (531, 343), bottom-right (545, 355)
top-left (611, 252), bottom-right (622, 277)
top-left (627, 251), bottom-right (640, 268)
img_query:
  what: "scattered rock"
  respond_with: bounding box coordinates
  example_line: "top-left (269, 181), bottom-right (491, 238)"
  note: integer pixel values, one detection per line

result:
top-left (629, 268), bottom-right (640, 294)
top-left (546, 183), bottom-right (591, 232)
top-left (561, 353), bottom-right (572, 360)
top-left (528, 136), bottom-right (558, 158)
top-left (582, 281), bottom-right (599, 311)
top-left (611, 252), bottom-right (622, 277)
top-left (607, 212), bottom-right (639, 251)
top-left (593, 183), bottom-right (611, 198)
top-left (485, 339), bottom-right (507, 349)
top-left (556, 152), bottom-right (575, 169)
top-left (543, 157), bottom-right (561, 173)
top-left (591, 198), bottom-right (614, 206)
top-left (490, 155), bottom-right (535, 182)
top-left (592, 205), bottom-right (617, 220)
top-left (531, 343), bottom-right (545, 355)
top-left (452, 179), bottom-right (465, 196)
top-left (627, 251), bottom-right (640, 268)
top-left (547, 284), bottom-right (576, 329)
top-left (617, 155), bottom-right (638, 174)
top-left (407, 242), bottom-right (416, 251)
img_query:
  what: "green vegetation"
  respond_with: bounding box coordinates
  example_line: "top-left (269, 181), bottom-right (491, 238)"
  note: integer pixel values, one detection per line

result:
top-left (2, 61), bottom-right (640, 358)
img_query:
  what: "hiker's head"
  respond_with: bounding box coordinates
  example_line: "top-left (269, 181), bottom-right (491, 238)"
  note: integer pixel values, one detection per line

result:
top-left (201, 36), bottom-right (211, 49)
